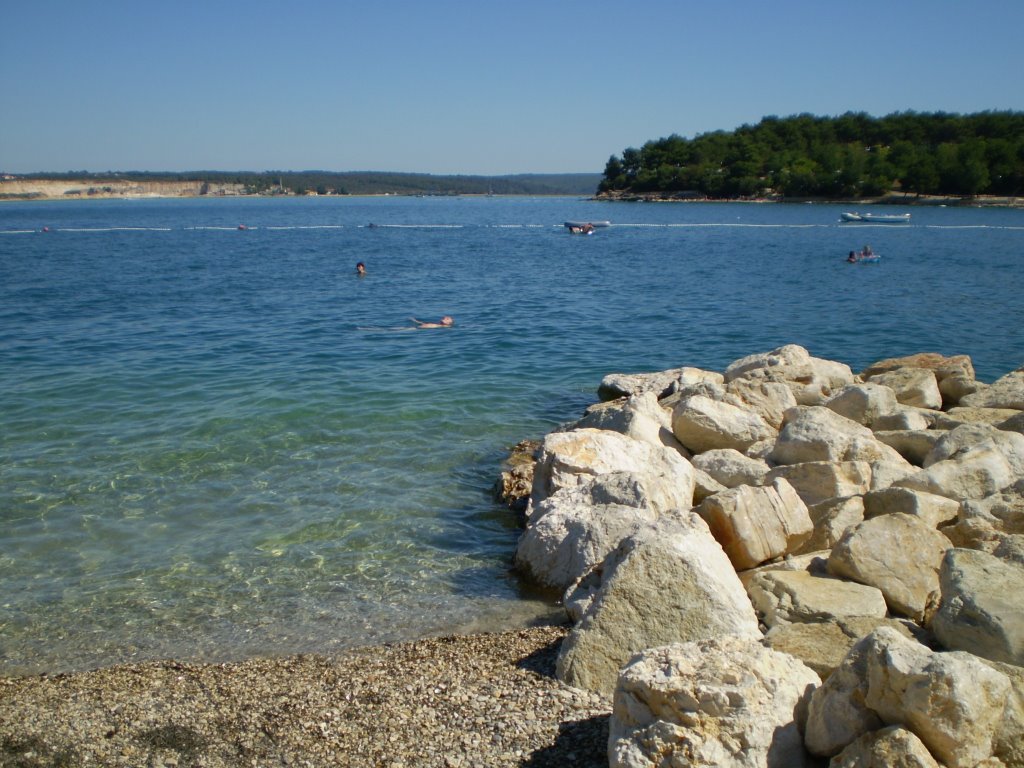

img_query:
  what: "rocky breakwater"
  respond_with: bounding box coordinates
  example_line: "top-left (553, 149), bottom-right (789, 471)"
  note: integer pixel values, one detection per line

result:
top-left (499, 345), bottom-right (1024, 768)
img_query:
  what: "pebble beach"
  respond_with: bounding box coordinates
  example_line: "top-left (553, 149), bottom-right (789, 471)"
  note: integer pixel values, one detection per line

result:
top-left (0, 625), bottom-right (612, 768)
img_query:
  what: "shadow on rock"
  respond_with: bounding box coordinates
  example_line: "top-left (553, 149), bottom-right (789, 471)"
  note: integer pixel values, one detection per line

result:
top-left (521, 714), bottom-right (610, 768)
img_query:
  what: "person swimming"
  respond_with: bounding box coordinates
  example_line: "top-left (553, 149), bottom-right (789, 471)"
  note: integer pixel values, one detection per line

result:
top-left (356, 261), bottom-right (367, 276)
top-left (410, 316), bottom-right (454, 329)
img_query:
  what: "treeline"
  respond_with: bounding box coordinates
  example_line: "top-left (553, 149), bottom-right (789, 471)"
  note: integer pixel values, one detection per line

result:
top-left (15, 170), bottom-right (602, 197)
top-left (599, 111), bottom-right (1024, 199)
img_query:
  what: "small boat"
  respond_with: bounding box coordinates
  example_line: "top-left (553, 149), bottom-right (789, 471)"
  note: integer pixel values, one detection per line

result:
top-left (840, 212), bottom-right (911, 224)
top-left (846, 249), bottom-right (881, 264)
top-left (564, 220), bottom-right (611, 229)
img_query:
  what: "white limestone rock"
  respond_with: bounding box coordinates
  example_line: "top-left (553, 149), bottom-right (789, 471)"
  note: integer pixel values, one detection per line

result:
top-left (924, 423), bottom-right (1024, 477)
top-left (871, 406), bottom-right (933, 432)
top-left (691, 448), bottom-right (770, 489)
top-left (862, 486), bottom-right (960, 528)
top-left (932, 406), bottom-right (1024, 429)
top-left (827, 513), bottom-right (951, 622)
top-left (769, 406), bottom-right (883, 465)
top-left (796, 495), bottom-right (865, 554)
top-left (529, 428), bottom-right (695, 512)
top-left (671, 394), bottom-right (776, 454)
top-left (932, 547), bottom-right (1024, 666)
top-left (598, 366), bottom-right (722, 401)
top-left (696, 478), bottom-right (813, 570)
top-left (609, 636), bottom-right (820, 768)
top-left (830, 726), bottom-right (942, 768)
top-left (724, 377), bottom-right (798, 430)
top-left (556, 514), bottom-right (760, 694)
top-left (895, 439), bottom-right (1018, 501)
top-left (826, 382), bottom-right (899, 427)
top-left (864, 368), bottom-right (943, 410)
top-left (765, 460), bottom-right (872, 506)
top-left (863, 627), bottom-right (1011, 768)
top-left (724, 345), bottom-right (855, 406)
top-left (570, 391), bottom-right (690, 457)
top-left (961, 367), bottom-right (1024, 410)
top-left (873, 429), bottom-right (942, 467)
top-left (746, 569), bottom-right (888, 628)
top-left (515, 472), bottom-right (659, 592)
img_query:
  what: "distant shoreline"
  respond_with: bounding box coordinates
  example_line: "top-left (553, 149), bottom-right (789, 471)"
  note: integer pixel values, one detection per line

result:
top-left (595, 190), bottom-right (1024, 208)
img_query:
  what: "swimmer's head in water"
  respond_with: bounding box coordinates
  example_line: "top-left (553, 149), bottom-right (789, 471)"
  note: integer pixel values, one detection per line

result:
top-left (440, 316), bottom-right (454, 326)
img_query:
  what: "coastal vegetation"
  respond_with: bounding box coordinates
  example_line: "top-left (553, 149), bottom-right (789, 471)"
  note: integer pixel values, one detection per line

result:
top-left (598, 110), bottom-right (1024, 200)
top-left (2, 170), bottom-right (602, 198)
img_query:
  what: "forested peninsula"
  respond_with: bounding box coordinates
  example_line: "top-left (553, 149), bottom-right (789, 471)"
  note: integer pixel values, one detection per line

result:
top-left (598, 111), bottom-right (1024, 203)
top-left (0, 171), bottom-right (602, 201)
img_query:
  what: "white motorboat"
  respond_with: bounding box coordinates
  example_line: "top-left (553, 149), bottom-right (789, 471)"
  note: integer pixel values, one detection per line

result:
top-left (840, 212), bottom-right (911, 224)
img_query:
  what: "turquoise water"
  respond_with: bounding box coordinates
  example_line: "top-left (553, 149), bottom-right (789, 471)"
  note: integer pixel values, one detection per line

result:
top-left (2, 196), bottom-right (1023, 674)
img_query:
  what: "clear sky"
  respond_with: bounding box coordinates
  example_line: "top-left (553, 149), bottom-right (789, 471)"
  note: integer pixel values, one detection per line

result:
top-left (2, 0), bottom-right (1023, 175)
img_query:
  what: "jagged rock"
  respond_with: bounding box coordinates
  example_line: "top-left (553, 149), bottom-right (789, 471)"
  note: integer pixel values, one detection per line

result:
top-left (873, 429), bottom-right (942, 466)
top-left (493, 439), bottom-right (539, 512)
top-left (609, 636), bottom-right (820, 768)
top-left (896, 440), bottom-right (1018, 501)
top-left (691, 466), bottom-right (727, 505)
top-left (764, 617), bottom-right (927, 681)
top-left (691, 448), bottom-right (770, 488)
top-left (597, 366), bottom-right (722, 401)
top-left (961, 367), bottom-right (1024, 410)
top-left (1001, 411), bottom-right (1024, 435)
top-left (826, 383), bottom-right (899, 427)
top-left (696, 478), bottom-right (812, 570)
top-left (995, 534), bottom-right (1024, 566)
top-left (863, 627), bottom-right (1010, 768)
top-left (932, 406), bottom-right (1023, 429)
top-left (924, 423), bottom-right (1024, 476)
top-left (827, 513), bottom-right (951, 622)
top-left (769, 407), bottom-right (911, 474)
top-left (556, 514), bottom-right (760, 694)
top-left (766, 460), bottom-right (872, 505)
top-left (871, 406), bottom-right (932, 431)
top-left (864, 368), bottom-right (943, 410)
top-left (514, 472), bottom-right (659, 592)
top-left (981, 659), bottom-right (1024, 768)
top-left (724, 344), bottom-right (855, 405)
top-left (939, 371), bottom-right (983, 407)
top-left (806, 627), bottom-right (1011, 766)
top-left (724, 377), bottom-right (798, 430)
top-left (746, 569), bottom-right (888, 628)
top-left (932, 548), bottom-right (1024, 666)
top-left (861, 352), bottom-right (975, 382)
top-left (529, 428), bottom-right (694, 512)
top-left (830, 726), bottom-right (942, 768)
top-left (862, 486), bottom-right (960, 528)
top-left (670, 395), bottom-right (776, 454)
top-left (570, 391), bottom-right (690, 457)
top-left (796, 495), bottom-right (865, 554)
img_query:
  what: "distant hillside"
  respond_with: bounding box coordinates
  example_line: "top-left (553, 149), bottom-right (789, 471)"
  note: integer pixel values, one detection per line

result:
top-left (1, 171), bottom-right (603, 199)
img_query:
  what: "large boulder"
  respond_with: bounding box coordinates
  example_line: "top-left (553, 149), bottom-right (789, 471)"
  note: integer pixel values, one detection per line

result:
top-left (895, 439), bottom-right (1019, 501)
top-left (863, 628), bottom-right (1011, 768)
top-left (570, 391), bottom-right (689, 457)
top-left (529, 428), bottom-right (694, 512)
top-left (932, 548), bottom-right (1024, 666)
top-left (960, 367), bottom-right (1024, 410)
top-left (598, 366), bottom-right (723, 401)
top-left (826, 383), bottom-right (900, 427)
top-left (797, 495), bottom-right (865, 554)
top-left (724, 377), bottom-right (798, 430)
top-left (769, 406), bottom-right (890, 465)
top-left (827, 513), bottom-right (951, 622)
top-left (695, 478), bottom-right (813, 570)
top-left (746, 569), bottom-right (888, 628)
top-left (924, 423), bottom-right (1024, 476)
top-left (830, 726), bottom-right (941, 768)
top-left (691, 448), bottom-right (770, 489)
top-left (864, 368), bottom-right (942, 410)
top-left (556, 514), bottom-right (760, 694)
top-left (515, 472), bottom-right (658, 592)
top-left (724, 345), bottom-right (855, 405)
top-left (671, 395), bottom-right (776, 454)
top-left (766, 460), bottom-right (872, 506)
top-left (862, 486), bottom-right (960, 528)
top-left (609, 637), bottom-right (820, 768)
top-left (805, 627), bottom-right (1011, 766)
top-left (861, 352), bottom-right (975, 382)
top-left (873, 429), bottom-right (942, 467)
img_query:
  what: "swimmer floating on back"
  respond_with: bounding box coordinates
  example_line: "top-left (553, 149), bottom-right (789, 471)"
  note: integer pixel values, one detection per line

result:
top-left (410, 316), bottom-right (454, 329)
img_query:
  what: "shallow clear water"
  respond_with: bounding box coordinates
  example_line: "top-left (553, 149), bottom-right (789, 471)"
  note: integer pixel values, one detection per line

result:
top-left (2, 196), bottom-right (1023, 674)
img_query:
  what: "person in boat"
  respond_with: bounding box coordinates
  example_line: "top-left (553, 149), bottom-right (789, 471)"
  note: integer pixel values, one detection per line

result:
top-left (356, 261), bottom-right (367, 276)
top-left (863, 244), bottom-right (873, 256)
top-left (847, 251), bottom-right (858, 263)
top-left (582, 223), bottom-right (595, 234)
top-left (410, 316), bottom-right (454, 329)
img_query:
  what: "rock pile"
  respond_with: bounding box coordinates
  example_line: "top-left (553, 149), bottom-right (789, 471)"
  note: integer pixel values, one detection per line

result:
top-left (501, 345), bottom-right (1024, 767)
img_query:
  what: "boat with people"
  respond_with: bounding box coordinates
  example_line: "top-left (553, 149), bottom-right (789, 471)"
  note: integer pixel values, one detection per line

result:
top-left (840, 212), bottom-right (911, 224)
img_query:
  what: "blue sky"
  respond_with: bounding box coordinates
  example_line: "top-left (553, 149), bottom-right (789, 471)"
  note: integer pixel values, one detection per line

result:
top-left (2, 0), bottom-right (1022, 175)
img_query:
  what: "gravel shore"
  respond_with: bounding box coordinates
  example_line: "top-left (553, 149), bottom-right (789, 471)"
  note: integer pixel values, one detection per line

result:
top-left (0, 624), bottom-right (611, 768)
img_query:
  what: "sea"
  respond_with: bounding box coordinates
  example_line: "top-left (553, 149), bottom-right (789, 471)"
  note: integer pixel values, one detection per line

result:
top-left (2, 195), bottom-right (1023, 676)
